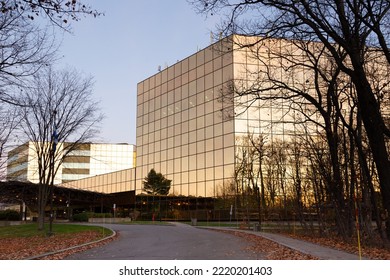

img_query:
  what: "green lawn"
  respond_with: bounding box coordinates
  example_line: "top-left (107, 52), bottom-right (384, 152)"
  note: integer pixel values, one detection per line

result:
top-left (0, 223), bottom-right (113, 238)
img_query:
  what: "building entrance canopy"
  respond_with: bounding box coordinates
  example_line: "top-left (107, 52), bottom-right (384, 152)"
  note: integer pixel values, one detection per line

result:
top-left (0, 181), bottom-right (135, 211)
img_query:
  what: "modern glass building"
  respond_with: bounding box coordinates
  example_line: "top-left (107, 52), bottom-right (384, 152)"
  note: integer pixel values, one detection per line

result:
top-left (7, 142), bottom-right (136, 184)
top-left (136, 37), bottom-right (234, 197)
top-left (63, 168), bottom-right (135, 194)
top-left (5, 35), bottom-right (389, 222)
top-left (135, 35), bottom-right (303, 197)
top-left (61, 35), bottom-right (333, 206)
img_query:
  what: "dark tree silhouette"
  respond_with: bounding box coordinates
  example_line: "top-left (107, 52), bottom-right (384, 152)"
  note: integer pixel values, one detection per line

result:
top-left (143, 169), bottom-right (172, 196)
top-left (190, 0), bottom-right (390, 240)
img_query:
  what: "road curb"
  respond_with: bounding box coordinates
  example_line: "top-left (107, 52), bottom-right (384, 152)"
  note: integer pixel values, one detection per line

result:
top-left (25, 227), bottom-right (117, 260)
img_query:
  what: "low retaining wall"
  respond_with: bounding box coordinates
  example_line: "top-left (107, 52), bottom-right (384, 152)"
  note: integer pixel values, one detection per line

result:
top-left (0, 221), bottom-right (27, 227)
top-left (88, 217), bottom-right (132, 223)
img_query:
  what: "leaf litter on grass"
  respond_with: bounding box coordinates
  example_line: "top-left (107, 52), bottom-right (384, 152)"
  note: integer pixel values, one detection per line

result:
top-left (0, 231), bottom-right (115, 260)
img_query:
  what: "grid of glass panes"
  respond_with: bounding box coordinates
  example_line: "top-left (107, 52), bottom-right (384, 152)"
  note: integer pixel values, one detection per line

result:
top-left (136, 41), bottom-right (236, 197)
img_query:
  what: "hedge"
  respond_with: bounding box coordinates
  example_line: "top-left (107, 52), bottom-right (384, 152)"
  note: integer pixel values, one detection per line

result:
top-left (0, 210), bottom-right (20, 221)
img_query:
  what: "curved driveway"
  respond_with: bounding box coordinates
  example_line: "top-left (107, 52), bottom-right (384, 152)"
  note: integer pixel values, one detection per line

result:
top-left (65, 223), bottom-right (263, 260)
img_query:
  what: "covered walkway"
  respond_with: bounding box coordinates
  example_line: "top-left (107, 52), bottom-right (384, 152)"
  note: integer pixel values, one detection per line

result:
top-left (0, 181), bottom-right (135, 219)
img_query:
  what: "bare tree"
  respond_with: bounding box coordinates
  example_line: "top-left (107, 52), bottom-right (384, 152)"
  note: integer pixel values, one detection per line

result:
top-left (0, 105), bottom-right (20, 179)
top-left (0, 0), bottom-right (102, 160)
top-left (191, 0), bottom-right (390, 239)
top-left (0, 0), bottom-right (102, 104)
top-left (1, 0), bottom-right (102, 31)
top-left (223, 36), bottom-right (354, 237)
top-left (234, 134), bottom-right (267, 224)
top-left (249, 134), bottom-right (267, 223)
top-left (18, 66), bottom-right (103, 231)
top-left (0, 3), bottom-right (57, 105)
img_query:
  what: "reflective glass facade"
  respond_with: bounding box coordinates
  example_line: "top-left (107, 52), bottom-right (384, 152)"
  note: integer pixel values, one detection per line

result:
top-left (136, 38), bottom-right (236, 196)
top-left (135, 35), bottom-right (317, 198)
top-left (7, 142), bottom-right (135, 185)
top-left (63, 168), bottom-right (135, 194)
top-left (7, 142), bottom-right (63, 184)
top-left (57, 36), bottom-right (329, 199)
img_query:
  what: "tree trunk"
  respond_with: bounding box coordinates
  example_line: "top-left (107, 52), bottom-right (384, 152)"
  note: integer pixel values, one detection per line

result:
top-left (37, 184), bottom-right (48, 231)
top-left (325, 125), bottom-right (350, 239)
top-left (352, 68), bottom-right (390, 239)
top-left (354, 116), bottom-right (385, 240)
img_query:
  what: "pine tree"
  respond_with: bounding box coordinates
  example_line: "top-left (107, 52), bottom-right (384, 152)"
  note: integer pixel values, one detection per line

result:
top-left (143, 169), bottom-right (172, 195)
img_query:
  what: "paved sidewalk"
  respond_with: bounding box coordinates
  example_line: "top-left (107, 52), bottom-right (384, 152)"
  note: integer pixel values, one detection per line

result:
top-left (254, 231), bottom-right (364, 260)
top-left (201, 227), bottom-right (364, 260)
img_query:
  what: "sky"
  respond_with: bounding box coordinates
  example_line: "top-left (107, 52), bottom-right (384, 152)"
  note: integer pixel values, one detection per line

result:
top-left (57, 0), bottom-right (220, 145)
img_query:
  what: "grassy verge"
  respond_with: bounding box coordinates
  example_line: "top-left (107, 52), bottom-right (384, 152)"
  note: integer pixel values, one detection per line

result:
top-left (0, 223), bottom-right (113, 238)
top-left (183, 221), bottom-right (241, 227)
top-left (120, 220), bottom-right (171, 225)
top-left (182, 221), bottom-right (314, 231)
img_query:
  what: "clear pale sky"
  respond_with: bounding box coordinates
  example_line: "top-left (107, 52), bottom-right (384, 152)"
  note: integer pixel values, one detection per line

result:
top-left (58, 0), bottom-right (219, 145)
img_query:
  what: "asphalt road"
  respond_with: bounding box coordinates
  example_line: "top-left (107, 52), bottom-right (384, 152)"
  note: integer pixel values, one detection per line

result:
top-left (65, 223), bottom-right (264, 260)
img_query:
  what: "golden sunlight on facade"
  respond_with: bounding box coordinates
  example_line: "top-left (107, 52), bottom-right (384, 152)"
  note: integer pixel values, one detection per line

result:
top-left (57, 35), bottom-right (389, 208)
top-left (7, 142), bottom-right (135, 185)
